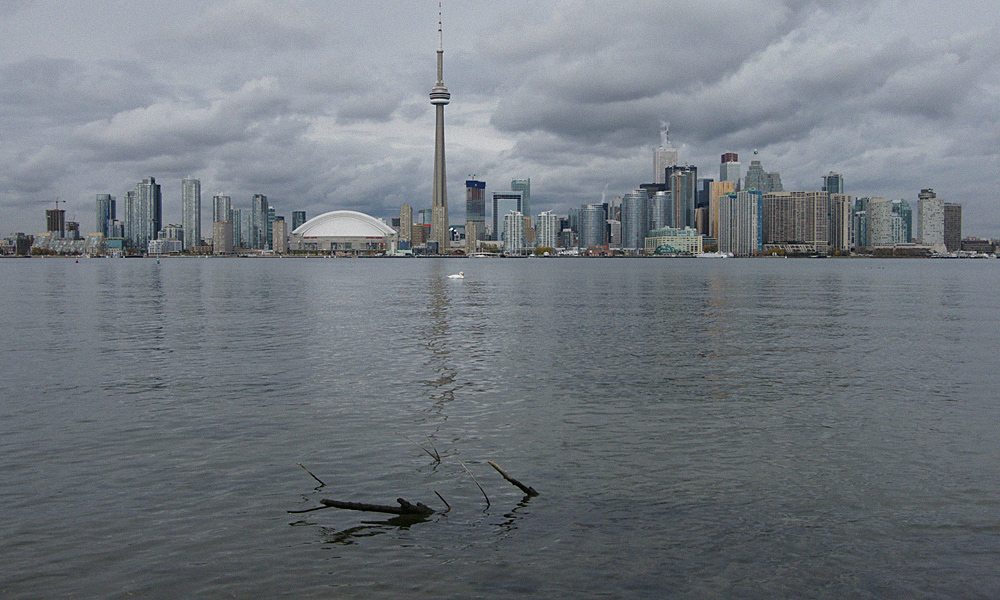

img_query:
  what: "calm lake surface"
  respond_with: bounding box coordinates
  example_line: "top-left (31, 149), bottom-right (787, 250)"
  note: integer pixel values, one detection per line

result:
top-left (2, 256), bottom-right (998, 599)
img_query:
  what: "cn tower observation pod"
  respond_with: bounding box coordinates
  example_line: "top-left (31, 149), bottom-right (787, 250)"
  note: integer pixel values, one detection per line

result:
top-left (289, 210), bottom-right (397, 254)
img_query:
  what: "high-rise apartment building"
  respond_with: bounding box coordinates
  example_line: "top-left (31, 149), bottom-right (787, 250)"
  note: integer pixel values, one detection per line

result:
top-left (718, 190), bottom-right (763, 257)
top-left (128, 177), bottom-right (161, 250)
top-left (503, 211), bottom-right (524, 254)
top-left (653, 121), bottom-right (678, 184)
top-left (944, 203), bottom-right (962, 252)
top-left (399, 204), bottom-right (413, 244)
top-left (762, 191), bottom-right (828, 254)
top-left (621, 189), bottom-right (649, 251)
top-left (272, 217), bottom-right (288, 254)
top-left (46, 209), bottom-right (66, 238)
top-left (536, 211), bottom-right (559, 250)
top-left (267, 206), bottom-right (276, 250)
top-left (465, 180), bottom-right (486, 253)
top-left (822, 172), bottom-right (844, 195)
top-left (917, 188), bottom-right (944, 249)
top-left (181, 177), bottom-right (200, 251)
top-left (231, 208), bottom-right (243, 248)
top-left (828, 194), bottom-right (853, 253)
top-left (579, 204), bottom-right (607, 249)
top-left (720, 153), bottom-right (741, 184)
top-left (866, 197), bottom-right (894, 247)
top-left (708, 181), bottom-right (736, 240)
top-left (510, 179), bottom-right (530, 218)
top-left (650, 190), bottom-right (673, 230)
top-left (291, 211), bottom-right (307, 232)
top-left (251, 194), bottom-right (268, 249)
top-left (667, 165), bottom-right (697, 229)
top-left (95, 194), bottom-right (115, 238)
top-left (892, 200), bottom-right (913, 243)
top-left (213, 194), bottom-right (231, 225)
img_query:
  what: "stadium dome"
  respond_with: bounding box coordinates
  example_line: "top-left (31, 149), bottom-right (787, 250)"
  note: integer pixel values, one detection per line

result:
top-left (292, 210), bottom-right (396, 238)
top-left (289, 210), bottom-right (397, 254)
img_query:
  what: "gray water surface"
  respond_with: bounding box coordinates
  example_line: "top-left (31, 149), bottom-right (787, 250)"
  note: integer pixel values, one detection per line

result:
top-left (2, 257), bottom-right (998, 598)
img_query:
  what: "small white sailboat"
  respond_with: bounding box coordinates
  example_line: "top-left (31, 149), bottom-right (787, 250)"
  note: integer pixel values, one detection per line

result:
top-left (447, 271), bottom-right (465, 279)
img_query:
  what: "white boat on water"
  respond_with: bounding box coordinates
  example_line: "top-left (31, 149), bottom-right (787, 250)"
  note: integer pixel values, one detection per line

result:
top-left (696, 251), bottom-right (734, 258)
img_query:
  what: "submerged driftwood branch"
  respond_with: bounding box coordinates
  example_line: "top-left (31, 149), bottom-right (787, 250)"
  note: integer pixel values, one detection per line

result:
top-left (488, 460), bottom-right (539, 497)
top-left (460, 460), bottom-right (490, 509)
top-left (313, 498), bottom-right (435, 516)
top-left (297, 463), bottom-right (327, 487)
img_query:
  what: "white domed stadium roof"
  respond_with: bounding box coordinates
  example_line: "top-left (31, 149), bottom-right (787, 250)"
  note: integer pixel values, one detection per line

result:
top-left (292, 210), bottom-right (395, 238)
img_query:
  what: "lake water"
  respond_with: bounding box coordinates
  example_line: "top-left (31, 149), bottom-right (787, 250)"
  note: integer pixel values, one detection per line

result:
top-left (2, 256), bottom-right (999, 599)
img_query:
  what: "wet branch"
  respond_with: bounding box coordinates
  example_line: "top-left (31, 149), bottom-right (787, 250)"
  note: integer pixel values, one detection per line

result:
top-left (488, 460), bottom-right (538, 497)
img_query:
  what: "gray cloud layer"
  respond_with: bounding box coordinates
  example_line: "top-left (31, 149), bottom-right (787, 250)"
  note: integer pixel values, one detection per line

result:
top-left (2, 0), bottom-right (998, 236)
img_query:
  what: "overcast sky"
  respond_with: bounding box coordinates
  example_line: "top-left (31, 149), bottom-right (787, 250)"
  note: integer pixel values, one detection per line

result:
top-left (2, 0), bottom-right (998, 238)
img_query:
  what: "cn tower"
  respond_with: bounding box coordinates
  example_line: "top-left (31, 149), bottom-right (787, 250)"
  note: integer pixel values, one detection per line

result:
top-left (429, 5), bottom-right (451, 252)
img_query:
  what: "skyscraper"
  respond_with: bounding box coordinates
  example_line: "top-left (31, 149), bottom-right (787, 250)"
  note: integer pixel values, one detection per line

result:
top-left (667, 165), bottom-right (697, 229)
top-left (892, 199), bottom-right (912, 243)
top-left (829, 194), bottom-right (853, 253)
top-left (429, 11), bottom-right (451, 252)
top-left (720, 153), bottom-right (741, 184)
top-left (579, 204), bottom-right (607, 249)
top-left (399, 204), bottom-right (413, 245)
top-left (653, 121), bottom-right (678, 184)
top-left (866, 197), bottom-right (893, 247)
top-left (536, 211), bottom-right (559, 250)
top-left (291, 211), bottom-right (307, 232)
top-left (744, 160), bottom-right (783, 193)
top-left (212, 194), bottom-right (231, 226)
top-left (465, 180), bottom-right (485, 253)
top-left (491, 191), bottom-right (522, 242)
top-left (503, 211), bottom-right (524, 254)
top-left (129, 177), bottom-right (161, 250)
top-left (95, 194), bottom-right (115, 238)
top-left (708, 181), bottom-right (736, 240)
top-left (718, 190), bottom-right (763, 257)
top-left (822, 172), bottom-right (844, 195)
top-left (251, 193), bottom-right (268, 249)
top-left (763, 191), bottom-right (828, 255)
top-left (917, 188), bottom-right (944, 250)
top-left (181, 177), bottom-right (201, 251)
top-left (511, 179), bottom-right (530, 218)
top-left (944, 203), bottom-right (962, 252)
top-left (620, 189), bottom-right (649, 251)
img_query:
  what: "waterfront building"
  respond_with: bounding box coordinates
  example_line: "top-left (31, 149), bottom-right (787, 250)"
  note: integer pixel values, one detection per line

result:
top-left (267, 206), bottom-right (276, 250)
top-left (289, 210), bottom-right (397, 254)
top-left (399, 204), bottom-right (413, 245)
top-left (148, 238), bottom-right (182, 255)
top-left (251, 194), bottom-right (268, 249)
top-left (650, 190), bottom-right (673, 231)
top-left (181, 177), bottom-right (201, 251)
top-left (867, 197), bottom-right (894, 247)
top-left (491, 191), bottom-right (522, 242)
top-left (128, 177), bottom-right (162, 251)
top-left (917, 189), bottom-right (944, 250)
top-left (503, 211), bottom-right (524, 254)
top-left (653, 121), bottom-right (678, 184)
top-left (944, 203), bottom-right (962, 252)
top-left (579, 203), bottom-right (607, 249)
top-left (536, 211), bottom-right (559, 250)
top-left (621, 189), bottom-right (649, 251)
top-left (763, 191), bottom-right (828, 255)
top-left (720, 153), bottom-right (741, 184)
top-left (828, 193), bottom-right (853, 253)
top-left (708, 181), bottom-right (736, 240)
top-left (291, 211), bottom-right (307, 232)
top-left (272, 217), bottom-right (288, 254)
top-left (511, 179), bottom-right (530, 218)
top-left (644, 226), bottom-right (703, 255)
top-left (465, 180), bottom-right (486, 253)
top-left (95, 194), bottom-right (115, 239)
top-left (718, 190), bottom-right (763, 257)
top-left (667, 165), bottom-right (697, 229)
top-left (213, 221), bottom-right (234, 255)
top-left (231, 208), bottom-right (243, 248)
top-left (852, 198), bottom-right (869, 249)
top-left (892, 200), bottom-right (913, 243)
top-left (428, 12), bottom-right (451, 251)
top-left (213, 195), bottom-right (231, 225)
top-left (607, 219), bottom-right (622, 248)
top-left (160, 224), bottom-right (183, 242)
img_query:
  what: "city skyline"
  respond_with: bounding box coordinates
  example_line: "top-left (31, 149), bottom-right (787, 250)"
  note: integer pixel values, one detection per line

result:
top-left (1, 1), bottom-right (998, 237)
